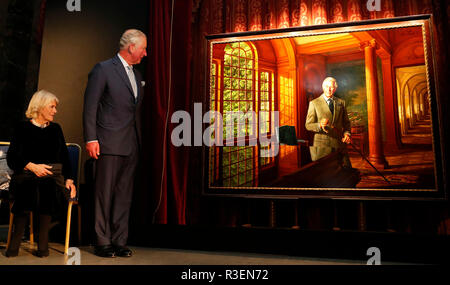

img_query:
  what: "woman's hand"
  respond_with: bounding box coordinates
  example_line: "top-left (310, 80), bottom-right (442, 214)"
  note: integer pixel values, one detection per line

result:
top-left (65, 179), bottom-right (76, 199)
top-left (25, 162), bottom-right (53, 177)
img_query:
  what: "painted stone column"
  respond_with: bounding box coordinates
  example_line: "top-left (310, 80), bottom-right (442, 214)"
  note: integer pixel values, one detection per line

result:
top-left (361, 40), bottom-right (389, 169)
top-left (380, 54), bottom-right (401, 150)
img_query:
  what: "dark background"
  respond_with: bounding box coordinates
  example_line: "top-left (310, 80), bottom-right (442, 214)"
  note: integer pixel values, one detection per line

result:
top-left (0, 0), bottom-right (150, 244)
top-left (0, 0), bottom-right (449, 264)
top-left (37, 0), bottom-right (149, 181)
top-left (0, 0), bottom-right (149, 179)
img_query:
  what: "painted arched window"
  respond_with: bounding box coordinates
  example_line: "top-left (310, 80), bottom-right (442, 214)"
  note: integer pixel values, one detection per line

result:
top-left (222, 42), bottom-right (257, 140)
top-left (210, 42), bottom-right (276, 187)
top-left (221, 42), bottom-right (257, 187)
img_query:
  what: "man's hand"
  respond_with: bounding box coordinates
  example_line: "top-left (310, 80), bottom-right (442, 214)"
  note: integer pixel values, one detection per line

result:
top-left (342, 133), bottom-right (351, 144)
top-left (25, 163), bottom-right (53, 177)
top-left (65, 179), bottom-right (77, 199)
top-left (86, 141), bottom-right (100, 159)
top-left (320, 118), bottom-right (330, 133)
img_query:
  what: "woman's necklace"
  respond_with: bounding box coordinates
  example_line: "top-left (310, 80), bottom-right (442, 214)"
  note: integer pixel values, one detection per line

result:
top-left (31, 119), bottom-right (49, 128)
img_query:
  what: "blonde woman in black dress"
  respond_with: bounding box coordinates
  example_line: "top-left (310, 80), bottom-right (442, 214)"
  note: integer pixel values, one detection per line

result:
top-left (6, 90), bottom-right (76, 257)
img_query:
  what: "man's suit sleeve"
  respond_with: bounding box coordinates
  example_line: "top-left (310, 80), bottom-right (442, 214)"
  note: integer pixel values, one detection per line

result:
top-left (305, 101), bottom-right (321, 133)
top-left (83, 63), bottom-right (106, 142)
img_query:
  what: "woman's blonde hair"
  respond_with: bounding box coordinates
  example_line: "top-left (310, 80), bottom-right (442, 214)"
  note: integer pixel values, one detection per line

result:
top-left (25, 90), bottom-right (59, 119)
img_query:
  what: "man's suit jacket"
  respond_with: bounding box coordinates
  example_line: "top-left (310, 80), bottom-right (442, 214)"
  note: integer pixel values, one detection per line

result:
top-left (305, 95), bottom-right (351, 161)
top-left (83, 55), bottom-right (144, 156)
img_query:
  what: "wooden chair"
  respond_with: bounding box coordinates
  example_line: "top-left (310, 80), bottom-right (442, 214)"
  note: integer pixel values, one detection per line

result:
top-left (2, 142), bottom-right (82, 255)
top-left (64, 143), bottom-right (82, 254)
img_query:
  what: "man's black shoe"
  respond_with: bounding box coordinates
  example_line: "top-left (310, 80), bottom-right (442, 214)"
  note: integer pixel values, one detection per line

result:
top-left (33, 249), bottom-right (49, 258)
top-left (114, 245), bottom-right (132, 257)
top-left (5, 249), bottom-right (19, 257)
top-left (95, 245), bottom-right (116, 258)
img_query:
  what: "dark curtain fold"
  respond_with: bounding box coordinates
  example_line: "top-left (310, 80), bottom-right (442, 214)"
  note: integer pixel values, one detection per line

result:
top-left (140, 0), bottom-right (192, 225)
top-left (165, 0), bottom-right (192, 225)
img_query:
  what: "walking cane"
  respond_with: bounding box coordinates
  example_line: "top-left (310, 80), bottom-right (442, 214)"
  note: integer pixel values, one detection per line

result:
top-left (330, 124), bottom-right (391, 184)
top-left (348, 141), bottom-right (391, 184)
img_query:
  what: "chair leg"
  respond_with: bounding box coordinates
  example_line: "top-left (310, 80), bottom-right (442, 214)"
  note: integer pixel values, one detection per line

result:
top-left (77, 204), bottom-right (82, 245)
top-left (65, 201), bottom-right (73, 255)
top-left (7, 211), bottom-right (14, 249)
top-left (29, 212), bottom-right (34, 246)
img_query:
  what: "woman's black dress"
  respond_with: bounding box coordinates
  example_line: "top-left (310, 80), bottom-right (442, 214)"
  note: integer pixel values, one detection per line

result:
top-left (7, 121), bottom-right (73, 216)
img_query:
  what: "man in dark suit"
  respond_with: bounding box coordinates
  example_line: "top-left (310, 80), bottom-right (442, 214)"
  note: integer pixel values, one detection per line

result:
top-left (83, 29), bottom-right (147, 258)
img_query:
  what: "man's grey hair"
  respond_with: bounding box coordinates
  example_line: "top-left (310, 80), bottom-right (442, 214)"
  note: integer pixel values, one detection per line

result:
top-left (119, 29), bottom-right (146, 50)
top-left (322, 77), bottom-right (338, 89)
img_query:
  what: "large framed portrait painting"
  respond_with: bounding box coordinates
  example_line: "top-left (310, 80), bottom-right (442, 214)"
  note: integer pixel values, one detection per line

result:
top-left (202, 15), bottom-right (446, 201)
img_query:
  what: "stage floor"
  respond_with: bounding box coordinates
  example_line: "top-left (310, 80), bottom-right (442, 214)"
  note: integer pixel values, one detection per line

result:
top-left (0, 241), bottom-right (419, 266)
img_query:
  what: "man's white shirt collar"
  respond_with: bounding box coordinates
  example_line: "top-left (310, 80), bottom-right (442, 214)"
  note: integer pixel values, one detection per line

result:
top-left (322, 94), bottom-right (333, 102)
top-left (117, 53), bottom-right (132, 71)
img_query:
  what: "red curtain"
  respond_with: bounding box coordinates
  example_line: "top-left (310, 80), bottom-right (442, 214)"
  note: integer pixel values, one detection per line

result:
top-left (142, 0), bottom-right (192, 225)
